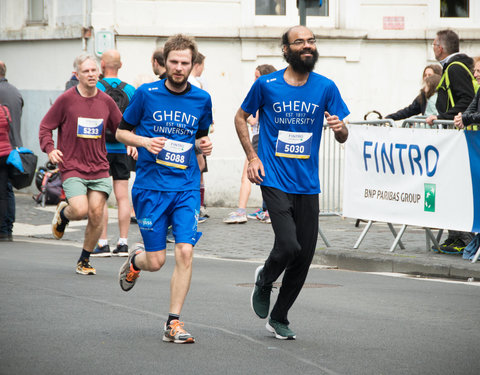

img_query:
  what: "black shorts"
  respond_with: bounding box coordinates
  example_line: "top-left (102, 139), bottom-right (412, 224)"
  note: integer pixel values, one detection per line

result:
top-left (107, 153), bottom-right (130, 180)
top-left (252, 134), bottom-right (259, 153)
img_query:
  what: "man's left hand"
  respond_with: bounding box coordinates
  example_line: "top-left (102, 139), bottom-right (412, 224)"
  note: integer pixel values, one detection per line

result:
top-left (325, 111), bottom-right (348, 143)
top-left (198, 137), bottom-right (213, 156)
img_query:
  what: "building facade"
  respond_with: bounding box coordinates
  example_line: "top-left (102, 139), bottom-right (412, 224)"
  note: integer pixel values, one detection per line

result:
top-left (1, 0), bottom-right (479, 206)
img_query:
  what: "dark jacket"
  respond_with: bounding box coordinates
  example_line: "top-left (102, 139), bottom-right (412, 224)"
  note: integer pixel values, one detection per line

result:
top-left (436, 53), bottom-right (475, 120)
top-left (462, 89), bottom-right (480, 126)
top-left (0, 78), bottom-right (24, 148)
top-left (386, 92), bottom-right (426, 120)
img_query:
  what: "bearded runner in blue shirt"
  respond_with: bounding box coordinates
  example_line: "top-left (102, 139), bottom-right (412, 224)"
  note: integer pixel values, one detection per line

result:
top-left (235, 26), bottom-right (349, 340)
top-left (116, 34), bottom-right (213, 344)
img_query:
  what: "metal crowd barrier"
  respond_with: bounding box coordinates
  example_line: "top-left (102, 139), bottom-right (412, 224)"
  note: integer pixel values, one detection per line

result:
top-left (343, 118), bottom-right (459, 253)
top-left (401, 117), bottom-right (455, 129)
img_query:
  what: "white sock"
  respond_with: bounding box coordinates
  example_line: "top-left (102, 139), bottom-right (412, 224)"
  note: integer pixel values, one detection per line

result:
top-left (118, 238), bottom-right (128, 246)
top-left (98, 239), bottom-right (108, 247)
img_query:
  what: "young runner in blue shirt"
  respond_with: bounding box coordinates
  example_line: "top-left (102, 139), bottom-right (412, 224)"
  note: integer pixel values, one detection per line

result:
top-left (235, 26), bottom-right (349, 340)
top-left (116, 34), bottom-right (213, 344)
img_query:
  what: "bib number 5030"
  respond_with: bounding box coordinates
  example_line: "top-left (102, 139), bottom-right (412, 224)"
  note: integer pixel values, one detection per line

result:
top-left (284, 144), bottom-right (304, 153)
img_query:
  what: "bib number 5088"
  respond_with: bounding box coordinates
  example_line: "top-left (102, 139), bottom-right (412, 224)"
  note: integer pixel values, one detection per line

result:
top-left (164, 152), bottom-right (185, 164)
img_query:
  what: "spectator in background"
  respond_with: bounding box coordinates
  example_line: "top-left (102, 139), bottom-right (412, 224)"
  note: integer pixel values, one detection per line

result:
top-left (0, 61), bottom-right (24, 241)
top-left (454, 56), bottom-right (480, 129)
top-left (65, 58), bottom-right (79, 90)
top-left (92, 49), bottom-right (136, 258)
top-left (423, 74), bottom-right (442, 117)
top-left (0, 105), bottom-right (12, 239)
top-left (188, 52), bottom-right (211, 222)
top-left (152, 48), bottom-right (166, 80)
top-left (427, 29), bottom-right (475, 125)
top-left (426, 29), bottom-right (476, 254)
top-left (224, 64), bottom-right (277, 224)
top-left (385, 64), bottom-right (442, 121)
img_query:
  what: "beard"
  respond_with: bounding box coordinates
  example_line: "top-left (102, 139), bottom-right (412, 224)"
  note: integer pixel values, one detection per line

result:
top-left (284, 46), bottom-right (319, 74)
top-left (166, 70), bottom-right (189, 89)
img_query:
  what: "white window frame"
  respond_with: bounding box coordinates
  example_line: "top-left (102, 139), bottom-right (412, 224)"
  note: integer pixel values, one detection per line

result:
top-left (430, 0), bottom-right (476, 29)
top-left (253, 0), bottom-right (336, 28)
top-left (26, 0), bottom-right (47, 25)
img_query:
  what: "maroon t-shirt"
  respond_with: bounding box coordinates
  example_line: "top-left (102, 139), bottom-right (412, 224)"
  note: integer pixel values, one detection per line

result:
top-left (39, 87), bottom-right (122, 182)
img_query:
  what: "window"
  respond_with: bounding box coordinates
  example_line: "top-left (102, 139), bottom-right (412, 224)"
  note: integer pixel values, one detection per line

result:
top-left (304, 0), bottom-right (329, 17)
top-left (27, 0), bottom-right (46, 24)
top-left (255, 0), bottom-right (286, 16)
top-left (252, 0), bottom-right (335, 28)
top-left (440, 0), bottom-right (469, 18)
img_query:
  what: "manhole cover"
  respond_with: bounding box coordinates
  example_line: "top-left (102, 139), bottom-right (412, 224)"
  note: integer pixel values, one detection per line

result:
top-left (237, 282), bottom-right (341, 288)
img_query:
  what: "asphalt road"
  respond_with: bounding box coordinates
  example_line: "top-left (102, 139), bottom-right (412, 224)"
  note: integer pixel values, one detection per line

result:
top-left (1, 239), bottom-right (480, 375)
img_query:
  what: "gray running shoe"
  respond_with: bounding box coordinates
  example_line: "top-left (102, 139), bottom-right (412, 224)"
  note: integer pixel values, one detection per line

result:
top-left (266, 319), bottom-right (296, 340)
top-left (223, 211), bottom-right (247, 224)
top-left (250, 265), bottom-right (272, 319)
top-left (163, 320), bottom-right (195, 344)
top-left (119, 244), bottom-right (143, 291)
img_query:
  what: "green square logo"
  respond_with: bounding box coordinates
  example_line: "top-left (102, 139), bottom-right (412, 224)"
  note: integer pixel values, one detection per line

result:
top-left (424, 183), bottom-right (436, 212)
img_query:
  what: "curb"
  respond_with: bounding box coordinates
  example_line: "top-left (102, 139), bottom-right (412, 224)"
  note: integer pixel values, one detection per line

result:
top-left (313, 249), bottom-right (480, 280)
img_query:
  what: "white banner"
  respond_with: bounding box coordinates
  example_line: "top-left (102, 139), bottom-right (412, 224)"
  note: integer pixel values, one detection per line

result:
top-left (343, 126), bottom-right (474, 231)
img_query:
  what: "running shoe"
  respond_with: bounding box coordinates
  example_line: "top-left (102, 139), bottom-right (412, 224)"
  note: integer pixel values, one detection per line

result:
top-left (76, 258), bottom-right (96, 275)
top-left (52, 201), bottom-right (69, 239)
top-left (439, 238), bottom-right (466, 255)
top-left (266, 319), bottom-right (296, 340)
top-left (258, 210), bottom-right (271, 224)
top-left (200, 205), bottom-right (209, 218)
top-left (119, 245), bottom-right (143, 291)
top-left (247, 209), bottom-right (263, 220)
top-left (91, 244), bottom-right (111, 257)
top-left (251, 265), bottom-right (272, 319)
top-left (198, 216), bottom-right (208, 224)
top-left (163, 320), bottom-right (195, 344)
top-left (223, 211), bottom-right (247, 224)
top-left (112, 244), bottom-right (128, 257)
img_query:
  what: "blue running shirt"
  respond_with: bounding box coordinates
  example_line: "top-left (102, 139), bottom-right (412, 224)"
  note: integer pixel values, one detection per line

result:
top-left (241, 68), bottom-right (350, 194)
top-left (123, 81), bottom-right (212, 192)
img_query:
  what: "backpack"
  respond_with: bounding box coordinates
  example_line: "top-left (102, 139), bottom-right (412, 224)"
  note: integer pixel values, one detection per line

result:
top-left (99, 79), bottom-right (130, 143)
top-left (99, 79), bottom-right (130, 113)
top-left (33, 163), bottom-right (65, 207)
top-left (437, 61), bottom-right (480, 110)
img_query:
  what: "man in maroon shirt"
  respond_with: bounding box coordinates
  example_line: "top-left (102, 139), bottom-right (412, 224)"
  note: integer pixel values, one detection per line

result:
top-left (39, 54), bottom-right (122, 275)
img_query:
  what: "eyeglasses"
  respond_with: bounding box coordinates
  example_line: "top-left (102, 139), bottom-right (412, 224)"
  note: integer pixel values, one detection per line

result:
top-left (289, 38), bottom-right (316, 47)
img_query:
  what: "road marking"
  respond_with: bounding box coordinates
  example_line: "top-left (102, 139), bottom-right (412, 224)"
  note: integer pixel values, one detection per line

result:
top-left (366, 271), bottom-right (480, 286)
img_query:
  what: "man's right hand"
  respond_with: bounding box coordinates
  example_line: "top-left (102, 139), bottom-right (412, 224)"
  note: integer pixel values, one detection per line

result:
top-left (48, 149), bottom-right (63, 165)
top-left (247, 157), bottom-right (265, 184)
top-left (143, 137), bottom-right (167, 155)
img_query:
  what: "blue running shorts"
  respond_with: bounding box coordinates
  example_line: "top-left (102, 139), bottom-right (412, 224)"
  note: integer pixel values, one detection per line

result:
top-left (132, 187), bottom-right (202, 252)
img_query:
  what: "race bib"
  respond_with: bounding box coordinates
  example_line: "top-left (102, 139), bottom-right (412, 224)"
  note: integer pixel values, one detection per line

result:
top-left (275, 130), bottom-right (312, 159)
top-left (156, 139), bottom-right (193, 169)
top-left (77, 117), bottom-right (103, 139)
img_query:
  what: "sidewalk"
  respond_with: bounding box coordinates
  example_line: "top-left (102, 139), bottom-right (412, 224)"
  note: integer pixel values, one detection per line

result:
top-left (9, 193), bottom-right (480, 280)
